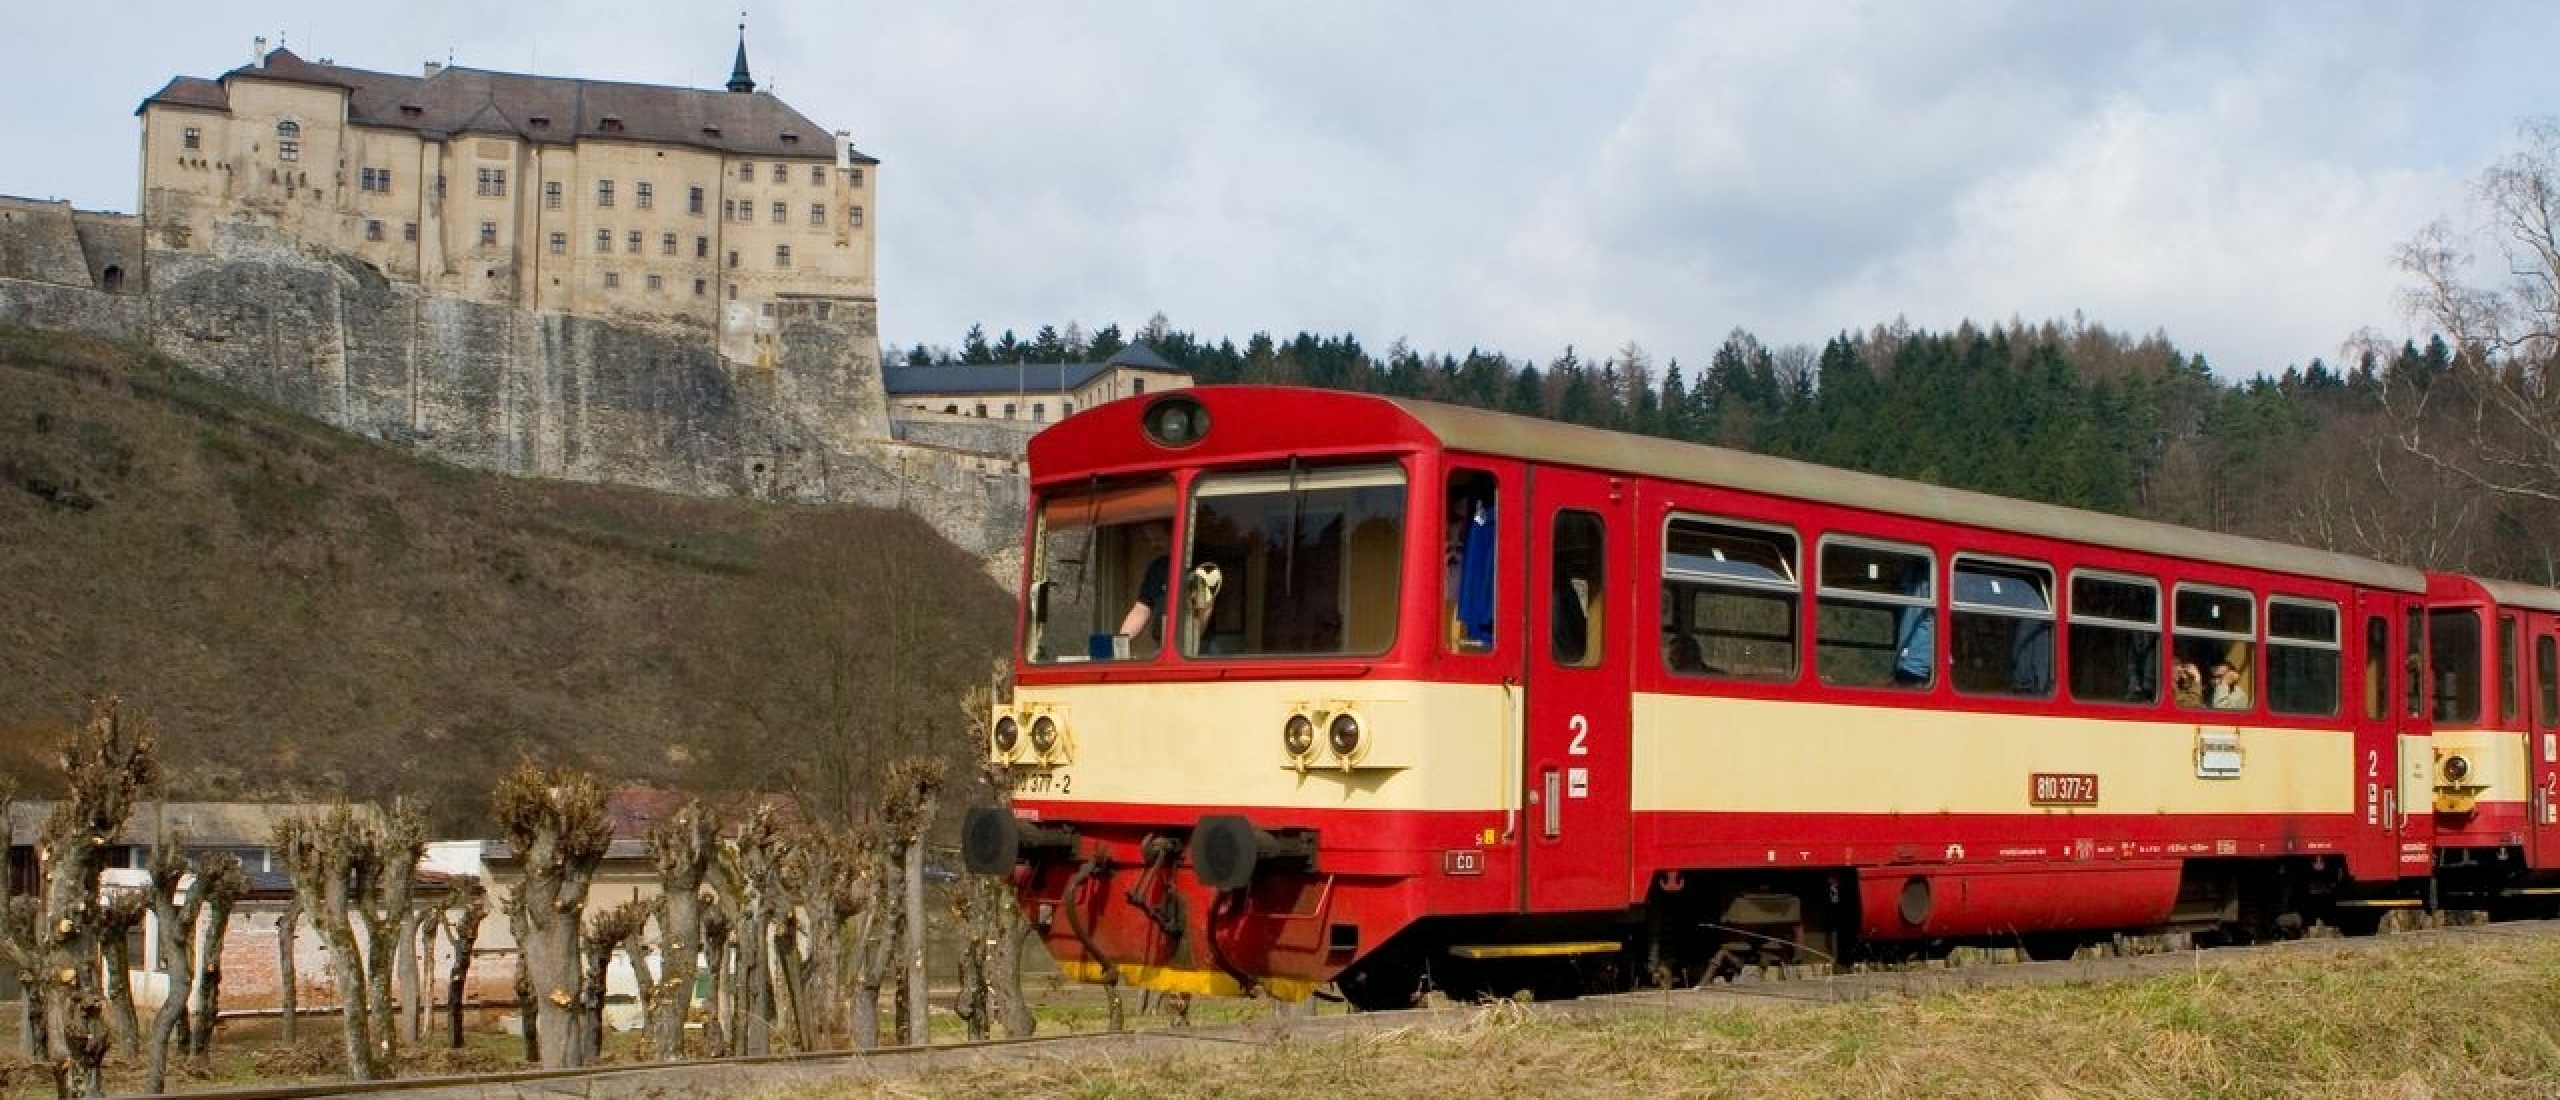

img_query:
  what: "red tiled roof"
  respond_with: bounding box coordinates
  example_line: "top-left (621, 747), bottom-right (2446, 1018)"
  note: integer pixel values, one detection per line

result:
top-left (141, 48), bottom-right (876, 164)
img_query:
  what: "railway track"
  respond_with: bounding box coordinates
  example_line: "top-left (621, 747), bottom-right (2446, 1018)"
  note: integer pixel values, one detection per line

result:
top-left (142, 916), bottom-right (2560, 1100)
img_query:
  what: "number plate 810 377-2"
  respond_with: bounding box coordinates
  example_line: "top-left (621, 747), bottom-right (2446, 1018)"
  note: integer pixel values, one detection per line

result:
top-left (2030, 772), bottom-right (2099, 805)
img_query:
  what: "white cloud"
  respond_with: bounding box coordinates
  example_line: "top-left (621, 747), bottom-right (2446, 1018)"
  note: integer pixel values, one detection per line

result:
top-left (2, 1), bottom-right (2549, 375)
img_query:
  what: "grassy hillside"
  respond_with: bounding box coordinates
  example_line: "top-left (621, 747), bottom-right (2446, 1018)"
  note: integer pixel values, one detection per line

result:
top-left (0, 326), bottom-right (1012, 831)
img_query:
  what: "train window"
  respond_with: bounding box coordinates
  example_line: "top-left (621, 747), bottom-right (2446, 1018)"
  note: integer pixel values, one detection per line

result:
top-left (2500, 615), bottom-right (2521, 724)
top-left (2430, 609), bottom-right (2482, 724)
top-left (2172, 585), bottom-right (2255, 712)
top-left (1661, 516), bottom-right (1798, 681)
top-left (1549, 511), bottom-right (1606, 668)
top-left (1815, 539), bottom-right (1933, 690)
top-left (1443, 470), bottom-right (1499, 654)
top-left (2365, 616), bottom-right (2388, 721)
top-left (1023, 476), bottom-right (1178, 665)
top-left (2539, 635), bottom-right (2558, 731)
top-left (2068, 572), bottom-right (2159, 706)
top-left (2265, 598), bottom-right (2341, 717)
top-left (1186, 463), bottom-right (1407, 658)
top-left (1949, 556), bottom-right (2053, 698)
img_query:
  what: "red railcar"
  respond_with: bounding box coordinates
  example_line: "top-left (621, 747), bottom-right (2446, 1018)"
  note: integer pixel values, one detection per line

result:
top-left (963, 386), bottom-right (2438, 1007)
top-left (2421, 573), bottom-right (2560, 910)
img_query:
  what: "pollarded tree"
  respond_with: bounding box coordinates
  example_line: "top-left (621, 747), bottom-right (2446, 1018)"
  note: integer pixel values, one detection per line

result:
top-left (578, 898), bottom-right (652, 1063)
top-left (2, 698), bottom-right (163, 1098)
top-left (491, 766), bottom-right (614, 1070)
top-left (437, 876), bottom-right (489, 1050)
top-left (143, 839), bottom-right (242, 1094)
top-left (182, 853), bottom-right (246, 1072)
top-left (644, 802), bottom-right (716, 1060)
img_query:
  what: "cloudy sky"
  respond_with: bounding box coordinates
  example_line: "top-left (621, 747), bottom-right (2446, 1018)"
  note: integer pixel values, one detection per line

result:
top-left (2, 1), bottom-right (2550, 375)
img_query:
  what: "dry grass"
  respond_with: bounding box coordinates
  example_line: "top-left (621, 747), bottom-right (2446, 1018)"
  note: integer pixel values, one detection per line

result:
top-left (759, 935), bottom-right (2560, 1100)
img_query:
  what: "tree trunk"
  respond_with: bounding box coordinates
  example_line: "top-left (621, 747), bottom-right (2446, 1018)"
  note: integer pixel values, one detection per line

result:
top-left (187, 886), bottom-right (238, 1066)
top-left (512, 946), bottom-right (537, 1064)
top-left (144, 846), bottom-right (205, 1096)
top-left (314, 906), bottom-right (377, 1080)
top-left (904, 836), bottom-right (928, 1046)
top-left (739, 908), bottom-right (772, 1056)
top-left (402, 911), bottom-right (432, 1046)
top-left (772, 913), bottom-right (809, 1052)
top-left (650, 889), bottom-right (703, 1060)
top-left (520, 908), bottom-right (584, 1069)
top-left (443, 884), bottom-right (485, 1051)
top-left (276, 902), bottom-right (299, 1045)
top-left (99, 927), bottom-right (140, 1061)
top-left (699, 913), bottom-right (731, 1057)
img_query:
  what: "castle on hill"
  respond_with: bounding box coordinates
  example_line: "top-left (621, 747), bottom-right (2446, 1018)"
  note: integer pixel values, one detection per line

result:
top-left (134, 31), bottom-right (876, 365)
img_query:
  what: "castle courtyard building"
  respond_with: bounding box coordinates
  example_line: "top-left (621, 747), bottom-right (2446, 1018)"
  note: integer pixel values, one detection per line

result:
top-left (136, 34), bottom-right (876, 363)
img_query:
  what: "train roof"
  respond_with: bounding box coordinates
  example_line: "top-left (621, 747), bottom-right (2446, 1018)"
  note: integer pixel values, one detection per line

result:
top-left (2448, 574), bottom-right (2560, 613)
top-left (1371, 393), bottom-right (2427, 594)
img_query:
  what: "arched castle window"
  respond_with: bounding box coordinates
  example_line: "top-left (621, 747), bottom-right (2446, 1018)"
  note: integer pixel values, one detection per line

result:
top-left (101, 266), bottom-right (124, 293)
top-left (275, 119), bottom-right (301, 162)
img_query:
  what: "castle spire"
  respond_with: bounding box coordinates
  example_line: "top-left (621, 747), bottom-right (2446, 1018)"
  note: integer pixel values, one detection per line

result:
top-left (727, 15), bottom-right (755, 94)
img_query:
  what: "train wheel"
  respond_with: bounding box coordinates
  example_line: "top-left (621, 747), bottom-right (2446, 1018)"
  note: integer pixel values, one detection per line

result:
top-left (1335, 949), bottom-right (1425, 1012)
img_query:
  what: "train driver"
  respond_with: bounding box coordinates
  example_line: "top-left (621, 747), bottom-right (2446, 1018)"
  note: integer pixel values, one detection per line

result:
top-left (1118, 520), bottom-right (1173, 644)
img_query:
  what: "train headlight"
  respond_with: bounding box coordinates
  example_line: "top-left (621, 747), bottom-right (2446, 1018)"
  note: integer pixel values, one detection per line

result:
top-left (2442, 754), bottom-right (2473, 785)
top-left (1282, 713), bottom-right (1317, 762)
top-left (1030, 715), bottom-right (1060, 757)
top-left (992, 715), bottom-right (1020, 759)
top-left (1142, 395), bottom-right (1210, 448)
top-left (1327, 711), bottom-right (1364, 768)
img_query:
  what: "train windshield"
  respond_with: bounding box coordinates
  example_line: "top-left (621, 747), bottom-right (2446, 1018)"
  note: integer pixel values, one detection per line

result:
top-left (1024, 477), bottom-right (1178, 665)
top-left (1183, 463), bottom-right (1407, 658)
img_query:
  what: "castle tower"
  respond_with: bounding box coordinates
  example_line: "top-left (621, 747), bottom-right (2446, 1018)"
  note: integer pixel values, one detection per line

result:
top-left (727, 22), bottom-right (756, 94)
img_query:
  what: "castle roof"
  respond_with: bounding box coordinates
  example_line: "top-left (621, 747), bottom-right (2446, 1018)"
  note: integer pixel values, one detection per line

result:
top-left (882, 345), bottom-right (1187, 397)
top-left (139, 47), bottom-right (876, 165)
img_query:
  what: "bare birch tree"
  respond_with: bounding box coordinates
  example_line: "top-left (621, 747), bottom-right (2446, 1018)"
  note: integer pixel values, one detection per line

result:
top-left (2391, 117), bottom-right (2560, 501)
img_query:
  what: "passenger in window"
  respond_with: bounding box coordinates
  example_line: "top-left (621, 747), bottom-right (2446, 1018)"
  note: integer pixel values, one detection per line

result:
top-left (1118, 521), bottom-right (1172, 643)
top-left (2174, 660), bottom-right (2205, 707)
top-left (1666, 632), bottom-right (1706, 674)
top-left (2210, 659), bottom-right (2252, 710)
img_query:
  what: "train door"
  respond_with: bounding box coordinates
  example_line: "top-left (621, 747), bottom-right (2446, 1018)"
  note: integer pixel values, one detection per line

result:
top-left (2386, 598), bottom-right (2435, 878)
top-left (2530, 619), bottom-right (2560, 866)
top-left (1522, 467), bottom-right (1633, 913)
top-left (2355, 595), bottom-right (2428, 881)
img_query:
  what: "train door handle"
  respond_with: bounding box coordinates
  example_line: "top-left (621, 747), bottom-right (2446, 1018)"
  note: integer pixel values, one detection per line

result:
top-left (1541, 768), bottom-right (1562, 839)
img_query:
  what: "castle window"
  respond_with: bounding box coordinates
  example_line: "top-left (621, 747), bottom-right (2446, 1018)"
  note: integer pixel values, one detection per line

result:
top-left (183, 127), bottom-right (201, 150)
top-left (646, 274), bottom-right (663, 292)
top-left (810, 165), bottom-right (826, 185)
top-left (365, 219), bottom-right (384, 241)
top-left (695, 236), bottom-right (709, 258)
top-left (775, 245), bottom-right (792, 268)
top-left (849, 205), bottom-right (865, 228)
top-left (1032, 404), bottom-right (1046, 423)
top-left (275, 119), bottom-right (300, 162)
top-left (476, 167), bottom-right (506, 197)
top-left (1003, 403), bottom-right (1016, 419)
top-left (549, 232), bottom-right (566, 255)
top-left (850, 167), bottom-right (864, 188)
top-left (403, 222), bottom-right (417, 242)
top-left (660, 232), bottom-right (677, 256)
top-left (596, 228), bottom-right (612, 253)
top-left (694, 278), bottom-right (706, 296)
top-left (738, 162), bottom-right (754, 182)
top-left (689, 186), bottom-right (704, 215)
top-left (361, 167), bottom-right (391, 193)
top-left (544, 181), bottom-right (563, 209)
top-left (636, 182), bottom-right (654, 210)
top-left (770, 201), bottom-right (786, 224)
top-left (478, 221), bottom-right (497, 247)
top-left (604, 272), bottom-right (620, 289)
top-left (727, 249), bottom-right (739, 269)
top-left (626, 229), bottom-right (642, 254)
top-left (761, 303), bottom-right (776, 317)
top-left (722, 199), bottom-right (736, 220)
top-left (772, 163), bottom-right (787, 184)
top-left (809, 203), bottom-right (826, 226)
top-left (596, 179), bottom-right (615, 207)
top-left (599, 115), bottom-right (625, 134)
top-left (728, 285), bottom-right (738, 300)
